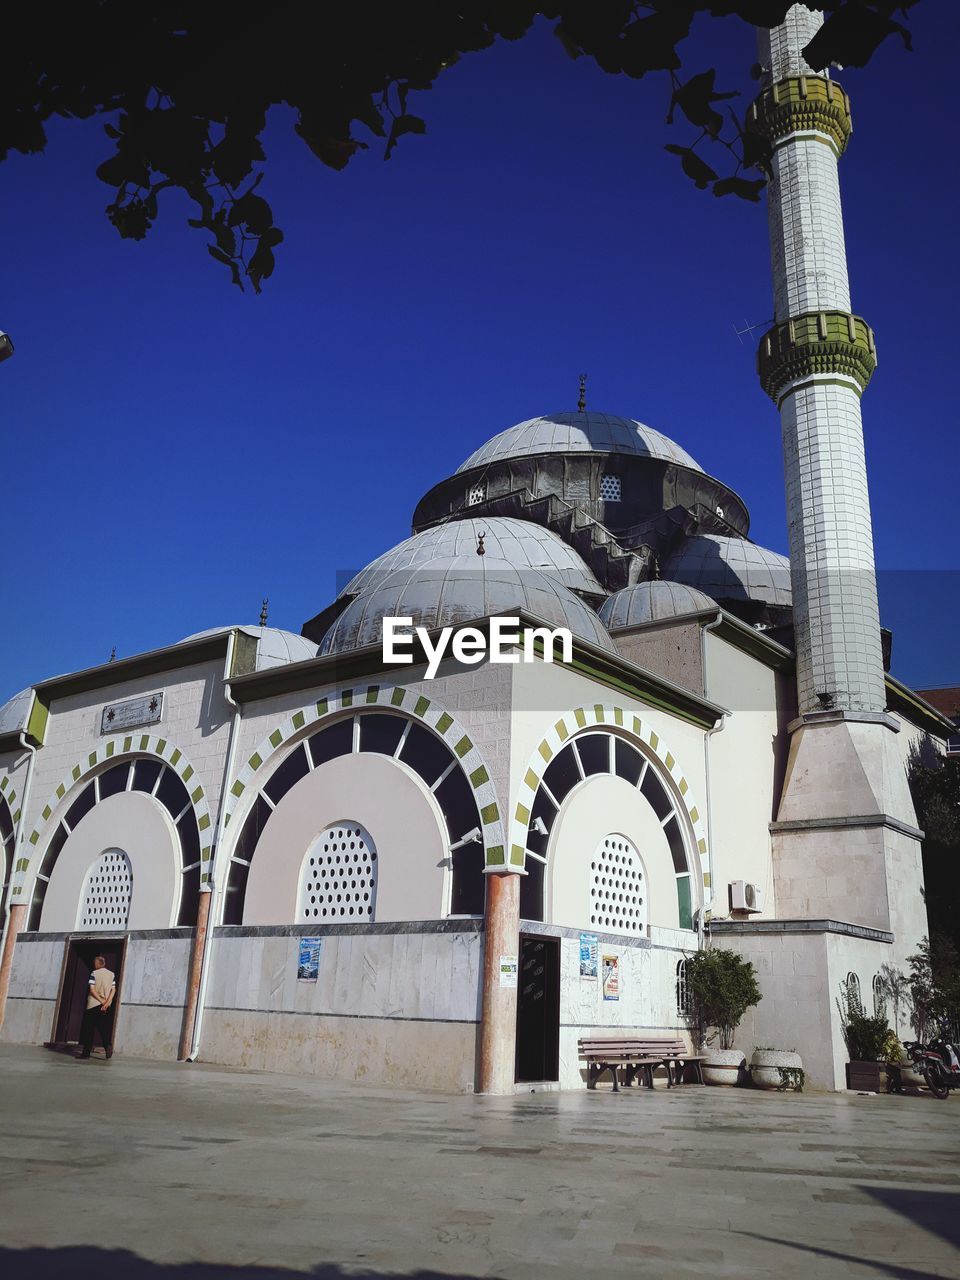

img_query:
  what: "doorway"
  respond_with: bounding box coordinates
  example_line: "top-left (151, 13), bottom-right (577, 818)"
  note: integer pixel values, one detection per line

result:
top-left (47, 938), bottom-right (126, 1052)
top-left (515, 933), bottom-right (560, 1083)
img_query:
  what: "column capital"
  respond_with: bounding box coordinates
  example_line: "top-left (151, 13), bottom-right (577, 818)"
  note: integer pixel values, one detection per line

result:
top-left (749, 75), bottom-right (852, 158)
top-left (757, 310), bottom-right (877, 405)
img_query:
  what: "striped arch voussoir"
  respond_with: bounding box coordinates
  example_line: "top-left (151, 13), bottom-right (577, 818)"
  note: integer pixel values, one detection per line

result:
top-left (0, 772), bottom-right (20, 830)
top-left (11, 735), bottom-right (214, 899)
top-left (509, 703), bottom-right (711, 895)
top-left (222, 683), bottom-right (507, 870)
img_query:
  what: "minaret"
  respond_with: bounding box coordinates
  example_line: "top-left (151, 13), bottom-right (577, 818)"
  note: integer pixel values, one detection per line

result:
top-left (751, 4), bottom-right (882, 717)
top-left (748, 6), bottom-right (924, 944)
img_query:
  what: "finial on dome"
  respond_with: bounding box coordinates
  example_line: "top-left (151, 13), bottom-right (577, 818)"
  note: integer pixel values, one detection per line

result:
top-left (108, 646), bottom-right (116, 663)
top-left (259, 597), bottom-right (269, 626)
top-left (477, 533), bottom-right (486, 557)
top-left (577, 373), bottom-right (587, 413)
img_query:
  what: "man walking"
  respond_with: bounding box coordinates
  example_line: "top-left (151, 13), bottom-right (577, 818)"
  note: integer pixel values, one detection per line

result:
top-left (76, 955), bottom-right (116, 1060)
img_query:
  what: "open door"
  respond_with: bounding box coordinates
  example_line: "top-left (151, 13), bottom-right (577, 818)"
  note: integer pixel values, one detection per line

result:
top-left (46, 938), bottom-right (126, 1052)
top-left (515, 933), bottom-right (560, 1083)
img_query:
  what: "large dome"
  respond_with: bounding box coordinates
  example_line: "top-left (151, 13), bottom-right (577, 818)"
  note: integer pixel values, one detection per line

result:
top-left (321, 556), bottom-right (615, 656)
top-left (341, 517), bottom-right (603, 600)
top-left (599, 581), bottom-right (718, 630)
top-left (456, 411), bottom-right (702, 474)
top-left (179, 626), bottom-right (318, 670)
top-left (661, 535), bottom-right (791, 607)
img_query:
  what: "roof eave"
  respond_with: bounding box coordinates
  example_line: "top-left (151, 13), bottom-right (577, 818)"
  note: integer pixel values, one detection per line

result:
top-left (229, 608), bottom-right (725, 729)
top-left (32, 633), bottom-right (232, 702)
top-left (885, 674), bottom-right (957, 739)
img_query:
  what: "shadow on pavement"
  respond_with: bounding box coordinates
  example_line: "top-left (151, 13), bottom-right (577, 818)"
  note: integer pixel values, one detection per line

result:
top-left (0, 1250), bottom-right (468, 1280)
top-left (735, 1231), bottom-right (951, 1280)
top-left (862, 1187), bottom-right (960, 1250)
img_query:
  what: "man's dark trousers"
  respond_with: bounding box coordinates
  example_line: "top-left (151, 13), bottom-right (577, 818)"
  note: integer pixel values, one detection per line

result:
top-left (79, 1005), bottom-right (115, 1057)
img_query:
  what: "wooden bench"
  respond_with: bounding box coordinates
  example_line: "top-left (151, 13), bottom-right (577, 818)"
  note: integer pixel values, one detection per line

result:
top-left (578, 1037), bottom-right (705, 1092)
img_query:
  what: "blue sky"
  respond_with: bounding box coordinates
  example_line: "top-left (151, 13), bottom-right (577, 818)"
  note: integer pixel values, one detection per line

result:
top-left (1, 4), bottom-right (956, 699)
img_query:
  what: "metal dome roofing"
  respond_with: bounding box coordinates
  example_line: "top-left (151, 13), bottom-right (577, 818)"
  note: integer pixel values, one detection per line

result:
top-left (661, 535), bottom-right (792, 607)
top-left (0, 687), bottom-right (33, 736)
top-left (179, 626), bottom-right (319, 670)
top-left (599, 581), bottom-right (718, 630)
top-left (341, 517), bottom-right (603, 600)
top-left (320, 555), bottom-right (616, 656)
top-left (456, 411), bottom-right (702, 474)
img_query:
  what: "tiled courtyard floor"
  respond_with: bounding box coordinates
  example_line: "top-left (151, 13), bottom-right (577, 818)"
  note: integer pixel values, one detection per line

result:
top-left (0, 1042), bottom-right (957, 1279)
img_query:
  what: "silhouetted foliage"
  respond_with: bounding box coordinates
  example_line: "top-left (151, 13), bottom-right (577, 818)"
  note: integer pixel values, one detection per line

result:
top-left (907, 935), bottom-right (960, 1040)
top-left (0, 3), bottom-right (919, 290)
top-left (908, 742), bottom-right (960, 953)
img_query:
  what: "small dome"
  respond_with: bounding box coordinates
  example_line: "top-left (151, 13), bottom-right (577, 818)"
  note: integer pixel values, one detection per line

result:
top-left (456, 411), bottom-right (702, 474)
top-left (321, 556), bottom-right (615, 656)
top-left (341, 517), bottom-right (603, 599)
top-left (661, 535), bottom-right (791, 607)
top-left (179, 626), bottom-right (318, 671)
top-left (599, 581), bottom-right (718, 630)
top-left (0, 687), bottom-right (33, 736)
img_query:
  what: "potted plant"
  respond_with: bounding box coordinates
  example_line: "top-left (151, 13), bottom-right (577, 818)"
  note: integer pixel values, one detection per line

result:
top-left (750, 1046), bottom-right (804, 1091)
top-left (685, 948), bottom-right (762, 1086)
top-left (837, 978), bottom-right (901, 1091)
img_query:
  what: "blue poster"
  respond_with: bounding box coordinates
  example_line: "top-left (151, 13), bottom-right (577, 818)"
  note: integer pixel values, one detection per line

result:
top-left (579, 932), bottom-right (598, 980)
top-left (297, 936), bottom-right (321, 982)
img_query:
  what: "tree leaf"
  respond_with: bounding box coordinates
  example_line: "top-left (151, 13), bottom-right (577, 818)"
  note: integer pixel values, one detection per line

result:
top-left (207, 244), bottom-right (243, 289)
top-left (712, 175), bottom-right (765, 201)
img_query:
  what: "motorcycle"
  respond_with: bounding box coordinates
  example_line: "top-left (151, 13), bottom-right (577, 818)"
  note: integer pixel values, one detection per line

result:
top-left (898, 1038), bottom-right (960, 1099)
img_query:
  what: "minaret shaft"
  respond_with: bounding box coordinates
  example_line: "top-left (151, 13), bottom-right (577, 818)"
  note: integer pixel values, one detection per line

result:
top-left (753, 6), bottom-right (884, 716)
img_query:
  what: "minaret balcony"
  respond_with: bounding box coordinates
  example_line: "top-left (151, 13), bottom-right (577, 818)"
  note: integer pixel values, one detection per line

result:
top-left (748, 75), bottom-right (853, 158)
top-left (757, 311), bottom-right (877, 404)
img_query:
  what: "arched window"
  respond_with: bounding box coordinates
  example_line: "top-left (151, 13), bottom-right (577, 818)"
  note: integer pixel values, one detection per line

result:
top-left (590, 834), bottom-right (646, 935)
top-left (78, 850), bottom-right (132, 931)
top-left (27, 759), bottom-right (202, 930)
top-left (466, 481), bottom-right (486, 506)
top-left (224, 712), bottom-right (484, 924)
top-left (676, 958), bottom-right (691, 1018)
top-left (846, 972), bottom-right (862, 1016)
top-left (0, 796), bottom-right (15, 920)
top-left (872, 973), bottom-right (886, 1019)
top-left (299, 823), bottom-right (378, 922)
top-left (519, 730), bottom-right (694, 929)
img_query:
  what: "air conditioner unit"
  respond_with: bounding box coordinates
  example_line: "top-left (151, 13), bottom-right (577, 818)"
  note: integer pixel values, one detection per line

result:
top-left (730, 881), bottom-right (763, 913)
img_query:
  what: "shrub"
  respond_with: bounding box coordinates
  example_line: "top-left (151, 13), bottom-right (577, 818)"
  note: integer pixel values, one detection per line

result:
top-left (684, 948), bottom-right (762, 1050)
top-left (837, 977), bottom-right (898, 1061)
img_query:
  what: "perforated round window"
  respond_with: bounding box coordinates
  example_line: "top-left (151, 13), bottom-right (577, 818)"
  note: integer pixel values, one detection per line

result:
top-left (599, 474), bottom-right (621, 502)
top-left (299, 823), bottom-right (378, 922)
top-left (590, 834), bottom-right (645, 935)
top-left (78, 849), bottom-right (133, 931)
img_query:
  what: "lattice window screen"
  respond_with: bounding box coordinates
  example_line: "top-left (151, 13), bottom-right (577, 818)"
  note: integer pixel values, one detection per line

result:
top-left (590, 834), bottom-right (645, 934)
top-left (466, 482), bottom-right (486, 506)
top-left (599, 474), bottom-right (621, 501)
top-left (300, 823), bottom-right (378, 921)
top-left (78, 850), bottom-right (133, 931)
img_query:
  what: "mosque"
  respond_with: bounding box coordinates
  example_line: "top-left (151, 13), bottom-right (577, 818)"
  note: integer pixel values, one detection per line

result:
top-left (0, 6), bottom-right (952, 1091)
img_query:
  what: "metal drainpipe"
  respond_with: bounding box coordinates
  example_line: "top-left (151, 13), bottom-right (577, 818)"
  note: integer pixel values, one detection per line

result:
top-left (187, 631), bottom-right (242, 1062)
top-left (700, 612), bottom-right (726, 951)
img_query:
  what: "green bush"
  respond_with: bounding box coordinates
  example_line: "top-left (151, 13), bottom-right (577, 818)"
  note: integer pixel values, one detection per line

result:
top-left (685, 948), bottom-right (762, 1050)
top-left (837, 977), bottom-right (900, 1061)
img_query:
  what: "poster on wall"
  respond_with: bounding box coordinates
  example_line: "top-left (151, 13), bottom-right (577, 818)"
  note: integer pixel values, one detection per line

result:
top-left (602, 952), bottom-right (620, 1002)
top-left (499, 955), bottom-right (518, 988)
top-left (297, 936), bottom-right (321, 982)
top-left (579, 933), bottom-right (598, 979)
